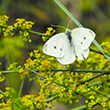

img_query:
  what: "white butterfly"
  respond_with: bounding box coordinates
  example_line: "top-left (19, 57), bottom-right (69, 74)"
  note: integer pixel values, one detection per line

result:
top-left (43, 28), bottom-right (96, 65)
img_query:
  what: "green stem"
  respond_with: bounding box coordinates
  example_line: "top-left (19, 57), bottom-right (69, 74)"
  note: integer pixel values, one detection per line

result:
top-left (18, 76), bottom-right (25, 97)
top-left (76, 72), bottom-right (106, 87)
top-left (27, 69), bottom-right (67, 88)
top-left (0, 25), bottom-right (47, 37)
top-left (0, 90), bottom-right (5, 96)
top-left (1, 70), bottom-right (18, 74)
top-left (1, 69), bottom-right (110, 74)
top-left (90, 48), bottom-right (103, 55)
top-left (90, 87), bottom-right (108, 97)
top-left (54, 0), bottom-right (83, 28)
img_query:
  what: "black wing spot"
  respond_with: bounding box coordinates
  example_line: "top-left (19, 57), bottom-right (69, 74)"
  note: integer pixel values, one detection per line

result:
top-left (81, 42), bottom-right (83, 44)
top-left (54, 46), bottom-right (62, 51)
top-left (60, 48), bottom-right (62, 51)
top-left (54, 46), bottom-right (57, 49)
top-left (84, 37), bottom-right (86, 40)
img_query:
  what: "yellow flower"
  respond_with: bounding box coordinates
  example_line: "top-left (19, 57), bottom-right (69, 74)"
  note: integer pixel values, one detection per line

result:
top-left (102, 97), bottom-right (108, 102)
top-left (45, 30), bottom-right (50, 36)
top-left (24, 70), bottom-right (29, 75)
top-left (5, 87), bottom-right (11, 91)
top-left (14, 23), bottom-right (18, 28)
top-left (8, 26), bottom-right (13, 30)
top-left (42, 27), bottom-right (56, 41)
top-left (19, 67), bottom-right (24, 73)
top-left (0, 72), bottom-right (2, 75)
top-left (29, 52), bottom-right (33, 57)
top-left (0, 94), bottom-right (4, 99)
top-left (5, 28), bottom-right (10, 32)
top-left (47, 27), bottom-right (53, 32)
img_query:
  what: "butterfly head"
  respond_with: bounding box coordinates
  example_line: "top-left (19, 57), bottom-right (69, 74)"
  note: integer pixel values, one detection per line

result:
top-left (65, 28), bottom-right (71, 33)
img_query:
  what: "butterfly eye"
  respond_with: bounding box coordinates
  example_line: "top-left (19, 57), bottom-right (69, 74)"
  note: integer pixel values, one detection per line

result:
top-left (54, 46), bottom-right (57, 49)
top-left (84, 37), bottom-right (86, 40)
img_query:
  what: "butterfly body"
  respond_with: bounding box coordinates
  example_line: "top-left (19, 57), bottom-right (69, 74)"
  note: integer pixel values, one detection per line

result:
top-left (66, 32), bottom-right (74, 51)
top-left (43, 28), bottom-right (96, 65)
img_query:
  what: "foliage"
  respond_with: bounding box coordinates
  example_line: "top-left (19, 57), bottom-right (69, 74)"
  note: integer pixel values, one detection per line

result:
top-left (0, 1), bottom-right (110, 110)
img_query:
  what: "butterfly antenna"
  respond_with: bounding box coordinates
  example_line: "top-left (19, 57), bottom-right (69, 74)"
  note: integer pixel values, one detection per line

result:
top-left (51, 24), bottom-right (66, 29)
top-left (67, 19), bottom-right (72, 29)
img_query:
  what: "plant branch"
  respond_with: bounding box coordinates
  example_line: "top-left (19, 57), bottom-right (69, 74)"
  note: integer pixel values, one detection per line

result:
top-left (18, 76), bottom-right (25, 97)
top-left (1, 69), bottom-right (110, 74)
top-left (0, 25), bottom-right (48, 37)
top-left (76, 72), bottom-right (109, 86)
top-left (27, 69), bottom-right (67, 88)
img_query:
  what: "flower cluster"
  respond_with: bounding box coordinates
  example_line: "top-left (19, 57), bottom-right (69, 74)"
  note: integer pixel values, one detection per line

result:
top-left (1, 44), bottom-right (110, 110)
top-left (0, 15), bottom-right (9, 26)
top-left (15, 50), bottom-right (80, 108)
top-left (4, 43), bottom-right (110, 109)
top-left (0, 15), bottom-right (35, 42)
top-left (87, 43), bottom-right (110, 70)
top-left (14, 18), bottom-right (34, 42)
top-left (42, 27), bottom-right (55, 42)
top-left (0, 15), bottom-right (14, 37)
top-left (0, 87), bottom-right (38, 110)
top-left (2, 26), bottom-right (14, 37)
top-left (101, 41), bottom-right (110, 56)
top-left (21, 95), bottom-right (36, 110)
top-left (14, 18), bottom-right (34, 30)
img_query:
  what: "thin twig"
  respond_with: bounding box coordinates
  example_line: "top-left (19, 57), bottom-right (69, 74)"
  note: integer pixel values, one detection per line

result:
top-left (1, 69), bottom-right (110, 74)
top-left (0, 25), bottom-right (49, 37)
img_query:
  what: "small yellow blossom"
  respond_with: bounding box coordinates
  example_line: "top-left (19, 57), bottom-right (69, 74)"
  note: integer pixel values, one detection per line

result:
top-left (102, 97), bottom-right (108, 102)
top-left (42, 27), bottom-right (56, 41)
top-left (14, 23), bottom-right (18, 28)
top-left (0, 72), bottom-right (2, 75)
top-left (19, 67), bottom-right (24, 73)
top-left (71, 86), bottom-right (76, 90)
top-left (5, 87), bottom-right (11, 91)
top-left (0, 94), bottom-right (4, 99)
top-left (24, 70), bottom-right (29, 75)
top-left (29, 52), bottom-right (33, 57)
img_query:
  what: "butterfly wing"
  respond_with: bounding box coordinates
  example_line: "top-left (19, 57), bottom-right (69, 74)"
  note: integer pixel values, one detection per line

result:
top-left (71, 28), bottom-right (96, 50)
top-left (73, 39), bottom-right (90, 60)
top-left (71, 28), bottom-right (95, 60)
top-left (43, 33), bottom-right (67, 58)
top-left (57, 38), bottom-right (76, 65)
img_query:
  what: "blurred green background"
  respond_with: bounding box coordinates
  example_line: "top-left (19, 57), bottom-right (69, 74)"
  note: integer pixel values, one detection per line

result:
top-left (0, 0), bottom-right (110, 109)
